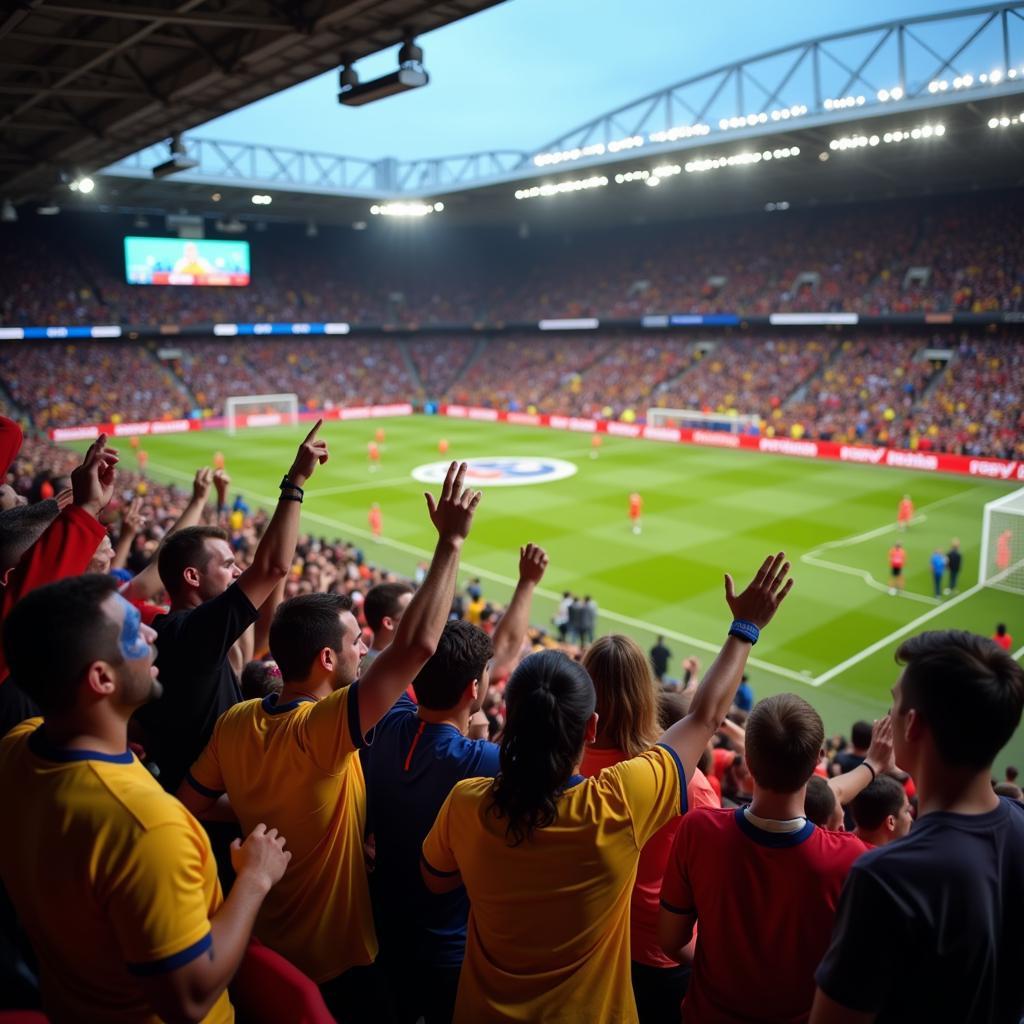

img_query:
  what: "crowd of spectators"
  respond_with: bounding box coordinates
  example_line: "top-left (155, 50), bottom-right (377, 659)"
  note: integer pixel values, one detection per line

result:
top-left (0, 415), bottom-right (1020, 1024)
top-left (2, 190), bottom-right (1023, 330)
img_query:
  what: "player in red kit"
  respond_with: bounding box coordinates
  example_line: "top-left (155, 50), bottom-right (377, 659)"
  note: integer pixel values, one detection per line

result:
top-left (888, 543), bottom-right (906, 595)
top-left (368, 440), bottom-right (380, 472)
top-left (629, 492), bottom-right (644, 535)
top-left (375, 427), bottom-right (386, 445)
top-left (368, 502), bottom-right (382, 538)
top-left (996, 528), bottom-right (1013, 572)
top-left (897, 494), bottom-right (914, 531)
top-left (590, 434), bottom-right (602, 460)
top-left (438, 438), bottom-right (449, 455)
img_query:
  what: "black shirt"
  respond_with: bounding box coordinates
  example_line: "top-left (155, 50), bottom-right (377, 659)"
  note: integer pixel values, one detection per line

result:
top-left (816, 798), bottom-right (1024, 1024)
top-left (650, 642), bottom-right (671, 678)
top-left (947, 547), bottom-right (963, 572)
top-left (134, 583), bottom-right (258, 792)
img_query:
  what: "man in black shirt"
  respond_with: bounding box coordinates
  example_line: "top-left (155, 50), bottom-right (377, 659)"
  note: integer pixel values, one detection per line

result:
top-left (135, 421), bottom-right (329, 792)
top-left (946, 537), bottom-right (962, 594)
top-left (649, 635), bottom-right (671, 682)
top-left (811, 629), bottom-right (1024, 1024)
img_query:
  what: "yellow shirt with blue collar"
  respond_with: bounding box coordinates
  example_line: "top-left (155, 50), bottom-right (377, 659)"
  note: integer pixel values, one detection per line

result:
top-left (0, 718), bottom-right (232, 1024)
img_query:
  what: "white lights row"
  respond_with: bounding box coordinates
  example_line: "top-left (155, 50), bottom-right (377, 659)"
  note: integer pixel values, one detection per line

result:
top-left (929, 67), bottom-right (1024, 92)
top-left (614, 163), bottom-right (682, 187)
top-left (533, 143), bottom-right (606, 167)
top-left (876, 86), bottom-right (904, 102)
top-left (988, 113), bottom-right (1024, 128)
top-left (369, 201), bottom-right (445, 216)
top-left (648, 123), bottom-right (711, 143)
top-left (514, 176), bottom-right (608, 200)
top-left (719, 105), bottom-right (807, 131)
top-left (68, 177), bottom-right (95, 194)
top-left (824, 95), bottom-right (866, 110)
top-left (828, 123), bottom-right (945, 150)
top-left (685, 146), bottom-right (799, 173)
top-left (250, 193), bottom-right (273, 205)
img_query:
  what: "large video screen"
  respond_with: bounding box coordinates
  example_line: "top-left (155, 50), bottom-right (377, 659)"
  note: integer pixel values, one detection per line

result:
top-left (124, 236), bottom-right (250, 286)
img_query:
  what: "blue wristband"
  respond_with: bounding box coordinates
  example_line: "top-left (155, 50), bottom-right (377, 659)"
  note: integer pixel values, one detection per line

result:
top-left (728, 619), bottom-right (760, 645)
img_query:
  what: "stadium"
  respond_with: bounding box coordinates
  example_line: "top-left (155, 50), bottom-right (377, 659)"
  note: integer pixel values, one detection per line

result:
top-left (0, 2), bottom-right (1022, 1022)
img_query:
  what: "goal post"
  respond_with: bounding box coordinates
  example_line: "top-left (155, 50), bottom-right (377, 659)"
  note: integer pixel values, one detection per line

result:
top-left (979, 487), bottom-right (1024, 593)
top-left (646, 407), bottom-right (761, 434)
top-left (224, 393), bottom-right (299, 435)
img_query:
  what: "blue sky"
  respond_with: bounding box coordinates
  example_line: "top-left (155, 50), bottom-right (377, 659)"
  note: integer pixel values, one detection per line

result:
top-left (200, 0), bottom-right (979, 160)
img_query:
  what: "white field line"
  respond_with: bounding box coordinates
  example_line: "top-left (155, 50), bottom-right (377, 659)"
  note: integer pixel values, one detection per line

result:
top-left (811, 556), bottom-right (1024, 687)
top-left (1013, 645), bottom-right (1024, 662)
top-left (146, 457), bottom-right (810, 687)
top-left (799, 488), bottom-right (986, 607)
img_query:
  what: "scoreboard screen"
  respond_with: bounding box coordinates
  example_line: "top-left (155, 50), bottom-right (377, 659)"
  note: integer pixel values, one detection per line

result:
top-left (124, 236), bottom-right (250, 286)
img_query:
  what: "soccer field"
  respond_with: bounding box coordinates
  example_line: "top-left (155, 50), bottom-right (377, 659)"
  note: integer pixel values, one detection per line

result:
top-left (93, 415), bottom-right (1024, 767)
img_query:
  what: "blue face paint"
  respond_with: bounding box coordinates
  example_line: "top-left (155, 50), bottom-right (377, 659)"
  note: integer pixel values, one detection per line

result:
top-left (117, 596), bottom-right (151, 661)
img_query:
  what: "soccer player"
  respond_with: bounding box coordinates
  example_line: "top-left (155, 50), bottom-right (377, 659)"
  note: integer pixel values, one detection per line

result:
top-left (368, 501), bottom-right (382, 539)
top-left (896, 494), bottom-right (913, 531)
top-left (0, 575), bottom-right (290, 1024)
top-left (850, 775), bottom-right (913, 847)
top-left (438, 438), bottom-right (449, 455)
top-left (375, 427), bottom-right (386, 445)
top-left (591, 433), bottom-right (603, 459)
top-left (213, 450), bottom-right (226, 471)
top-left (364, 543), bottom-right (546, 1024)
top-left (996, 527), bottom-right (1012, 572)
top-left (930, 548), bottom-right (947, 598)
top-left (179, 462), bottom-right (481, 1022)
top-left (887, 542), bottom-right (905, 595)
top-left (945, 537), bottom-right (962, 594)
top-left (992, 622), bottom-right (1013, 651)
top-left (811, 631), bottom-right (1024, 1024)
top-left (362, 580), bottom-right (413, 668)
top-left (136, 447), bottom-right (149, 474)
top-left (421, 552), bottom-right (793, 1023)
top-left (368, 440), bottom-right (380, 472)
top-left (134, 421), bottom-right (330, 794)
top-left (659, 693), bottom-right (872, 1023)
top-left (630, 491), bottom-right (644, 534)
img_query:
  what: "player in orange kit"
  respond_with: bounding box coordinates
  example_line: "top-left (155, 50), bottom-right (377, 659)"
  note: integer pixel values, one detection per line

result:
top-left (897, 494), bottom-right (914, 531)
top-left (629, 491), bottom-right (643, 535)
top-left (213, 450), bottom-right (225, 471)
top-left (375, 427), bottom-right (386, 445)
top-left (368, 440), bottom-right (380, 472)
top-left (369, 502), bottom-right (382, 538)
top-left (996, 528), bottom-right (1013, 572)
top-left (888, 543), bottom-right (906, 595)
top-left (438, 438), bottom-right (449, 455)
top-left (136, 448), bottom-right (149, 475)
top-left (591, 434), bottom-right (602, 460)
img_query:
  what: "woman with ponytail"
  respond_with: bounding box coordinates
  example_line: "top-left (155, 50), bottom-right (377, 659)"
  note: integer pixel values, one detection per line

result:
top-left (422, 553), bottom-right (793, 1023)
top-left (580, 635), bottom-right (720, 1024)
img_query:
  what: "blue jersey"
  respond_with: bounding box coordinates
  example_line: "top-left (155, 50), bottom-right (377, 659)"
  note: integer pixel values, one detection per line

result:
top-left (363, 694), bottom-right (500, 966)
top-left (930, 553), bottom-right (946, 575)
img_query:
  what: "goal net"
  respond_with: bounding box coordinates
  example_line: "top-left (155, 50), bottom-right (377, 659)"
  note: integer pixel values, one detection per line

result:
top-left (225, 393), bottom-right (299, 436)
top-left (646, 407), bottom-right (761, 434)
top-left (979, 487), bottom-right (1024, 593)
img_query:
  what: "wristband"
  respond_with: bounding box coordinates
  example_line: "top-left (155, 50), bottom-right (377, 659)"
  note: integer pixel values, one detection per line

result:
top-left (279, 492), bottom-right (303, 503)
top-left (863, 761), bottom-right (877, 782)
top-left (728, 619), bottom-right (760, 645)
top-left (280, 476), bottom-right (304, 497)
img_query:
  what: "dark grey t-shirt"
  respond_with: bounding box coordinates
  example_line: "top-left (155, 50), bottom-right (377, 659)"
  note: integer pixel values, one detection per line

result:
top-left (816, 798), bottom-right (1024, 1024)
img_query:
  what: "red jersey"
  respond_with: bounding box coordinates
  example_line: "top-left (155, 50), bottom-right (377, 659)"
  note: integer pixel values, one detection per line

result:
top-left (368, 442), bottom-right (380, 460)
top-left (897, 498), bottom-right (913, 521)
top-left (580, 746), bottom-right (720, 968)
top-left (368, 508), bottom-right (382, 531)
top-left (888, 546), bottom-right (906, 569)
top-left (993, 633), bottom-right (1013, 651)
top-left (629, 494), bottom-right (643, 518)
top-left (661, 807), bottom-right (868, 1023)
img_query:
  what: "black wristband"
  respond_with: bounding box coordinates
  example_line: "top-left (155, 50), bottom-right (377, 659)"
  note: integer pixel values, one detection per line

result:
top-left (280, 476), bottom-right (304, 497)
top-left (863, 761), bottom-right (877, 782)
top-left (279, 492), bottom-right (303, 503)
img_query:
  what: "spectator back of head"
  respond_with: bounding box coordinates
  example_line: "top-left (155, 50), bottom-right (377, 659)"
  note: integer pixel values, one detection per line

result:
top-left (269, 592), bottom-right (353, 683)
top-left (850, 774), bottom-right (906, 831)
top-left (895, 630), bottom-right (1024, 770)
top-left (804, 775), bottom-right (836, 827)
top-left (850, 720), bottom-right (873, 750)
top-left (745, 693), bottom-right (825, 793)
top-left (582, 634), bottom-right (659, 758)
top-left (364, 581), bottom-right (414, 633)
top-left (413, 619), bottom-right (493, 710)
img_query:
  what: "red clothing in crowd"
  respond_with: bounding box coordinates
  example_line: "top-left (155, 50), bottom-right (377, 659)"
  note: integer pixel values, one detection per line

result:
top-left (580, 745), bottom-right (720, 968)
top-left (993, 632), bottom-right (1013, 651)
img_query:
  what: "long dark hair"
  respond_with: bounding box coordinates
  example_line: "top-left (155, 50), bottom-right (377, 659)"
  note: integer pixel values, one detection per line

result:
top-left (489, 650), bottom-right (596, 846)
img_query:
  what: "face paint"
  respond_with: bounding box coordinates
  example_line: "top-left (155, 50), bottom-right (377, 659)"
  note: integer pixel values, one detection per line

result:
top-left (117, 596), bottom-right (151, 661)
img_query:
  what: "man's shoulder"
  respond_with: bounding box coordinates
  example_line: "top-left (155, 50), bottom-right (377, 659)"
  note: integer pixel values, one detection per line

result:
top-left (811, 826), bottom-right (871, 865)
top-left (437, 731), bottom-right (500, 776)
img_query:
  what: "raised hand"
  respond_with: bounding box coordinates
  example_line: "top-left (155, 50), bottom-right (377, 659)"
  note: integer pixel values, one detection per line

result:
top-left (864, 713), bottom-right (896, 775)
top-left (288, 419), bottom-right (328, 487)
top-left (71, 434), bottom-right (119, 517)
top-left (213, 468), bottom-right (231, 503)
top-left (230, 823), bottom-right (291, 894)
top-left (122, 496), bottom-right (147, 535)
top-left (518, 543), bottom-right (549, 585)
top-left (424, 461), bottom-right (481, 545)
top-left (192, 467), bottom-right (213, 502)
top-left (724, 552), bottom-right (793, 629)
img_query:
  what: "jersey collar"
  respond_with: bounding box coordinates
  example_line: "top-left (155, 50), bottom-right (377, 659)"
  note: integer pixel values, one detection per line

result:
top-left (28, 726), bottom-right (134, 764)
top-left (734, 806), bottom-right (815, 847)
top-left (262, 693), bottom-right (318, 715)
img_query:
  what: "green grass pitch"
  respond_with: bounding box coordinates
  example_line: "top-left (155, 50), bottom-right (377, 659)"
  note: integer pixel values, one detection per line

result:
top-left (90, 415), bottom-right (1024, 769)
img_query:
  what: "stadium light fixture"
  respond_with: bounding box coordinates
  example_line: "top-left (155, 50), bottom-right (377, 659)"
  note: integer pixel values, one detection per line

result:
top-left (337, 39), bottom-right (429, 107)
top-left (513, 175), bottom-right (609, 200)
top-left (152, 134), bottom-right (198, 179)
top-left (369, 201), bottom-right (442, 216)
top-left (648, 123), bottom-right (710, 144)
top-left (533, 143), bottom-right (605, 168)
top-left (251, 194), bottom-right (272, 205)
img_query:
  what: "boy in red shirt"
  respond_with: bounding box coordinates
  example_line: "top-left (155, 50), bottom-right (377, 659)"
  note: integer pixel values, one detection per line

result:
top-left (659, 693), bottom-right (874, 1024)
top-left (888, 543), bottom-right (905, 596)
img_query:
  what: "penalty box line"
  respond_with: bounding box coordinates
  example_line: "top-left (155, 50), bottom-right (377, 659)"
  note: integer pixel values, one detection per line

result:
top-left (147, 457), bottom-right (811, 688)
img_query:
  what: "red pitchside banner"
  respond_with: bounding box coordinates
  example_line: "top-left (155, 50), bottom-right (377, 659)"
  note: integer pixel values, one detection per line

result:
top-left (438, 405), bottom-right (1024, 482)
top-left (48, 404), bottom-right (414, 443)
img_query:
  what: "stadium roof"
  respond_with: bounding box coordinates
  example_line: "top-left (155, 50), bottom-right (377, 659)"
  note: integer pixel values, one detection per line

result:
top-left (0, 0), bottom-right (504, 203)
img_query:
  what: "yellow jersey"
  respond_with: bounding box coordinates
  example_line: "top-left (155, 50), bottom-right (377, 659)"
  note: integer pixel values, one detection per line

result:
top-left (188, 685), bottom-right (375, 983)
top-left (422, 744), bottom-right (685, 1023)
top-left (0, 719), bottom-right (232, 1024)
